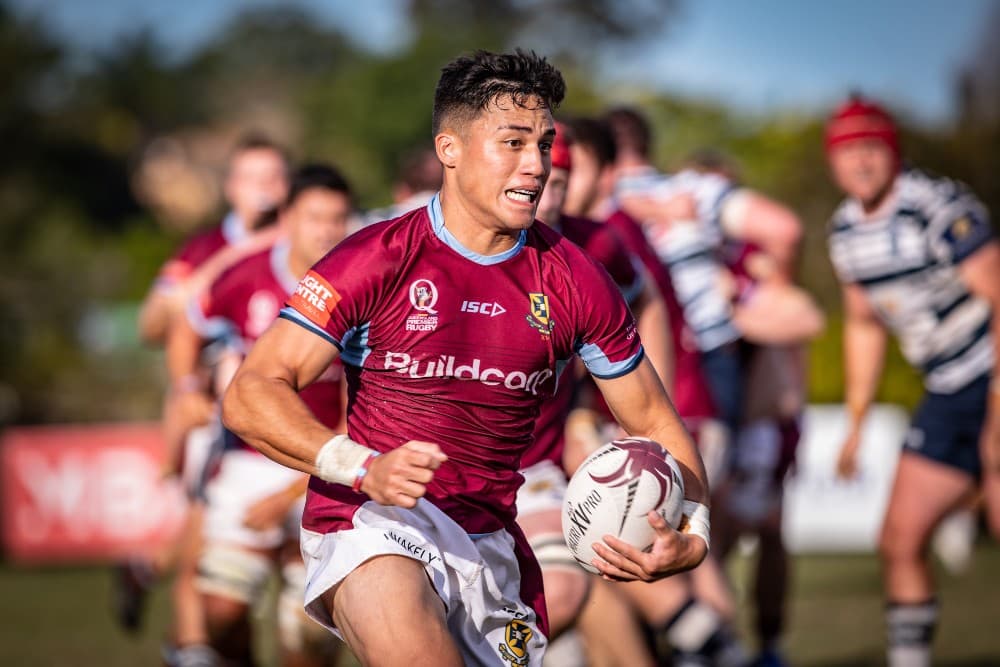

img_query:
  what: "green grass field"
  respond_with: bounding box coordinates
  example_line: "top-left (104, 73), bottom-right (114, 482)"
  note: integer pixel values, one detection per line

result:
top-left (1, 545), bottom-right (997, 666)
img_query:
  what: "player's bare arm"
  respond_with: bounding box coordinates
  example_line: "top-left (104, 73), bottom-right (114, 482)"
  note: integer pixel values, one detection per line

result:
top-left (732, 281), bottom-right (826, 345)
top-left (588, 357), bottom-right (710, 581)
top-left (956, 241), bottom-right (1000, 474)
top-left (632, 273), bottom-right (675, 390)
top-left (836, 282), bottom-right (889, 478)
top-left (720, 190), bottom-right (803, 279)
top-left (222, 318), bottom-right (446, 507)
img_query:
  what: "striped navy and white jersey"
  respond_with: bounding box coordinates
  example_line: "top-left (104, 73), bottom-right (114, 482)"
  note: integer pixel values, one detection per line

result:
top-left (828, 169), bottom-right (994, 394)
top-left (615, 167), bottom-right (740, 352)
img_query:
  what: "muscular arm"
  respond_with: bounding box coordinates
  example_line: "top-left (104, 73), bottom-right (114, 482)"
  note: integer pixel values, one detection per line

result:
top-left (842, 283), bottom-right (888, 432)
top-left (223, 318), bottom-right (447, 507)
top-left (835, 282), bottom-right (889, 478)
top-left (957, 241), bottom-right (1000, 475)
top-left (138, 288), bottom-right (175, 347)
top-left (593, 357), bottom-right (707, 506)
top-left (222, 318), bottom-right (340, 475)
top-left (588, 357), bottom-right (710, 580)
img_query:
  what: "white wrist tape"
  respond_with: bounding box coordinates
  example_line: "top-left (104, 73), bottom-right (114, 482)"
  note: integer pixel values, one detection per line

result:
top-left (682, 500), bottom-right (711, 551)
top-left (314, 434), bottom-right (377, 487)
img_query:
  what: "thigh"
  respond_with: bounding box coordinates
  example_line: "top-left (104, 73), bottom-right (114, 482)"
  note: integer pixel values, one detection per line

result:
top-left (880, 452), bottom-right (976, 552)
top-left (325, 554), bottom-right (462, 667)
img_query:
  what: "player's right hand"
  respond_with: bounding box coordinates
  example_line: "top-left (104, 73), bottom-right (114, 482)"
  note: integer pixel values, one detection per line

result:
top-left (360, 440), bottom-right (447, 508)
top-left (835, 430), bottom-right (861, 479)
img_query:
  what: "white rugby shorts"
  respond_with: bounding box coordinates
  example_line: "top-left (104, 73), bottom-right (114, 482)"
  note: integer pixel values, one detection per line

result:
top-left (204, 449), bottom-right (305, 549)
top-left (300, 499), bottom-right (548, 666)
top-left (515, 459), bottom-right (568, 517)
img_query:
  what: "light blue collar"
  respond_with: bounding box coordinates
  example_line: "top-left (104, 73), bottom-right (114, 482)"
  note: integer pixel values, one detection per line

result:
top-left (427, 193), bottom-right (526, 266)
top-left (222, 211), bottom-right (249, 245)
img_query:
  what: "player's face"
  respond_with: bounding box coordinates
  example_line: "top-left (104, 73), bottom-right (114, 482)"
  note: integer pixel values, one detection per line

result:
top-left (535, 167), bottom-right (569, 226)
top-left (451, 96), bottom-right (555, 234)
top-left (286, 188), bottom-right (352, 267)
top-left (563, 145), bottom-right (600, 217)
top-left (225, 148), bottom-right (290, 225)
top-left (828, 139), bottom-right (896, 206)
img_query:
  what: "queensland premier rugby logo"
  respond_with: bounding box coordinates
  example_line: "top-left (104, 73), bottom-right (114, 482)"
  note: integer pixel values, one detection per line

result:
top-left (498, 619), bottom-right (533, 666)
top-left (405, 279), bottom-right (439, 332)
top-left (526, 292), bottom-right (555, 337)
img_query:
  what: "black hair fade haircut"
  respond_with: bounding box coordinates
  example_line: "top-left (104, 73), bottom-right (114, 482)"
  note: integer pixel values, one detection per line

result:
top-left (285, 163), bottom-right (353, 208)
top-left (432, 49), bottom-right (566, 136)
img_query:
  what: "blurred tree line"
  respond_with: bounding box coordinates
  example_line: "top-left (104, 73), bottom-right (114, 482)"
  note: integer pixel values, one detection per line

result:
top-left (1, 0), bottom-right (997, 425)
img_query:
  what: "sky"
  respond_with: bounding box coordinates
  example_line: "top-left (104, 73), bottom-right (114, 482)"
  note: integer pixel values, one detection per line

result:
top-left (10, 0), bottom-right (995, 126)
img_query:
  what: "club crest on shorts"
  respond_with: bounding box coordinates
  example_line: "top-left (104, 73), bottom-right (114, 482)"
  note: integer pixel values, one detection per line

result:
top-left (406, 278), bottom-right (440, 332)
top-left (526, 292), bottom-right (555, 337)
top-left (498, 619), bottom-right (533, 666)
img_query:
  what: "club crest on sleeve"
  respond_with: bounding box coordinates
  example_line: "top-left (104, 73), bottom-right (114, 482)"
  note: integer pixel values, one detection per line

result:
top-left (406, 278), bottom-right (440, 332)
top-left (526, 292), bottom-right (555, 337)
top-left (498, 619), bottom-right (533, 666)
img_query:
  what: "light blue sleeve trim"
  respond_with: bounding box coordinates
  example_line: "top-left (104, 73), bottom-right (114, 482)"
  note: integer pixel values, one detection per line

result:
top-left (576, 340), bottom-right (646, 379)
top-left (186, 298), bottom-right (233, 341)
top-left (278, 307), bottom-right (342, 349)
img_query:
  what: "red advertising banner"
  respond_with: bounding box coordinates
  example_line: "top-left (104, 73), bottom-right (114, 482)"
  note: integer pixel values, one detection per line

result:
top-left (1, 423), bottom-right (187, 563)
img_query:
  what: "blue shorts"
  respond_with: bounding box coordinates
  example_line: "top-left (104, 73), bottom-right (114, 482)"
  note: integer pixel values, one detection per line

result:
top-left (904, 374), bottom-right (989, 478)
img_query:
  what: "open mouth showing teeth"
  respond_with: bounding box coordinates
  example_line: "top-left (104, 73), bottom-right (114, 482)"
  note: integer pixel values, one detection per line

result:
top-left (506, 189), bottom-right (538, 203)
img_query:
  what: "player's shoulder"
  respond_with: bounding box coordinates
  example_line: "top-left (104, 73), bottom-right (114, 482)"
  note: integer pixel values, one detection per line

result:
top-left (897, 168), bottom-right (973, 215)
top-left (209, 245), bottom-right (274, 295)
top-left (173, 223), bottom-right (228, 264)
top-left (531, 220), bottom-right (614, 282)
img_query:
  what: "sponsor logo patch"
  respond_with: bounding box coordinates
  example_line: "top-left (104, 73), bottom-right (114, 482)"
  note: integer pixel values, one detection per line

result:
top-left (406, 279), bottom-right (440, 331)
top-left (460, 300), bottom-right (507, 317)
top-left (288, 271), bottom-right (340, 328)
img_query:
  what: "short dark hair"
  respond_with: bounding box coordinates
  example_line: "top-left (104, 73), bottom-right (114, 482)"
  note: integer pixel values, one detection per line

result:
top-left (286, 163), bottom-right (353, 207)
top-left (603, 107), bottom-right (652, 159)
top-left (565, 116), bottom-right (617, 167)
top-left (231, 131), bottom-right (290, 166)
top-left (432, 49), bottom-right (566, 135)
top-left (396, 146), bottom-right (442, 193)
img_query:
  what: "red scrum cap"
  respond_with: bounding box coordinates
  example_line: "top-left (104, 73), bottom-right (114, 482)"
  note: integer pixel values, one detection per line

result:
top-left (551, 122), bottom-right (572, 171)
top-left (825, 95), bottom-right (899, 161)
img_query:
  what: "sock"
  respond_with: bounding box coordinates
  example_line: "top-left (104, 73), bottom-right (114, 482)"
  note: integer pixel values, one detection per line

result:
top-left (886, 599), bottom-right (938, 667)
top-left (658, 598), bottom-right (747, 667)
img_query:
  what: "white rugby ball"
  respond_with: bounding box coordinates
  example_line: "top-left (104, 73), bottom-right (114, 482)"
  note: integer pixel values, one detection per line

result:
top-left (562, 437), bottom-right (685, 574)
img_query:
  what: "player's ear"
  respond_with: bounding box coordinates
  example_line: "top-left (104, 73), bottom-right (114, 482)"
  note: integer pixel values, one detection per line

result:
top-left (435, 131), bottom-right (460, 169)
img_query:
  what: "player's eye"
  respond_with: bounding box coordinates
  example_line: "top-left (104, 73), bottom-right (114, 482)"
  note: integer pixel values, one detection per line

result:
top-left (505, 139), bottom-right (522, 148)
top-left (539, 141), bottom-right (553, 153)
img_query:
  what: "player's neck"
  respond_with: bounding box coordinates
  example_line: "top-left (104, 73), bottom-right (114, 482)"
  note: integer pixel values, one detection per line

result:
top-left (286, 247), bottom-right (313, 281)
top-left (615, 153), bottom-right (653, 173)
top-left (858, 175), bottom-right (899, 217)
top-left (438, 188), bottom-right (522, 256)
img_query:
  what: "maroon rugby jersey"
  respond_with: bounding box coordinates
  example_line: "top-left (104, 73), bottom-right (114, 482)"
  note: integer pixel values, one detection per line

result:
top-left (154, 213), bottom-right (248, 292)
top-left (605, 209), bottom-right (716, 421)
top-left (189, 242), bottom-right (344, 451)
top-left (282, 195), bottom-right (644, 535)
top-left (521, 214), bottom-right (643, 470)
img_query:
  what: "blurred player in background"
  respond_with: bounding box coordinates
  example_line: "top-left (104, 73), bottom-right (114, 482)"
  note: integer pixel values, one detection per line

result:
top-left (826, 95), bottom-right (1000, 667)
top-left (562, 116), bottom-right (750, 667)
top-left (115, 136), bottom-right (290, 663)
top-left (519, 122), bottom-right (669, 665)
top-left (222, 50), bottom-right (711, 666)
top-left (360, 145), bottom-right (442, 229)
top-left (169, 164), bottom-right (353, 666)
top-left (602, 107), bottom-right (802, 443)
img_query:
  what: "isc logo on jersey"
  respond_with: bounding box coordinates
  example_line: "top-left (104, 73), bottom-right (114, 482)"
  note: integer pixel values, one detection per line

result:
top-left (461, 300), bottom-right (506, 317)
top-left (383, 351), bottom-right (552, 395)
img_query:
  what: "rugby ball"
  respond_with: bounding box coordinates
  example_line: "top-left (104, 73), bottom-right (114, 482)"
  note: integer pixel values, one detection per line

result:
top-left (562, 437), bottom-right (685, 574)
